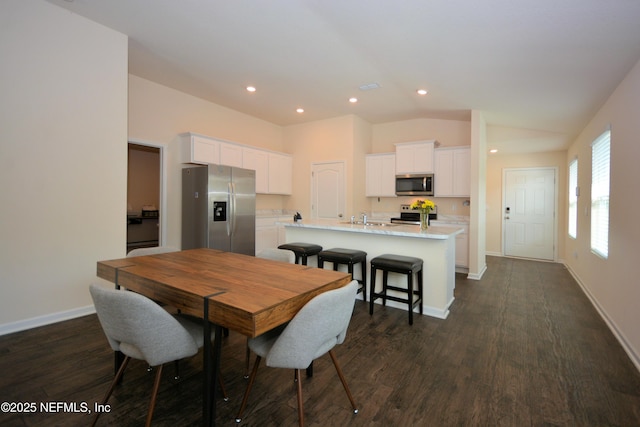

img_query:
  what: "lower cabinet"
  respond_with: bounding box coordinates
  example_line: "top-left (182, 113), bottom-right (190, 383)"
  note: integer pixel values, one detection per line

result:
top-left (256, 215), bottom-right (291, 254)
top-left (432, 221), bottom-right (469, 268)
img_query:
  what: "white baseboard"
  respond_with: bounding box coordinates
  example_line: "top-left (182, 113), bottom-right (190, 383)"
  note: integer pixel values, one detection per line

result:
top-left (467, 263), bottom-right (487, 280)
top-left (0, 305), bottom-right (95, 336)
top-left (564, 262), bottom-right (640, 372)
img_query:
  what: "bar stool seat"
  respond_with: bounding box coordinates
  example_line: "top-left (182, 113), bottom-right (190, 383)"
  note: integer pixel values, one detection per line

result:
top-left (277, 242), bottom-right (322, 266)
top-left (369, 254), bottom-right (423, 325)
top-left (317, 248), bottom-right (367, 300)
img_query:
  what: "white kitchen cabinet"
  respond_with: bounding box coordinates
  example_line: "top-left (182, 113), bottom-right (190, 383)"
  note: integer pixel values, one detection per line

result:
top-left (256, 215), bottom-right (292, 254)
top-left (434, 147), bottom-right (470, 197)
top-left (256, 216), bottom-right (279, 255)
top-left (366, 153), bottom-right (396, 197)
top-left (455, 227), bottom-right (469, 268)
top-left (242, 147), bottom-right (269, 194)
top-left (268, 153), bottom-right (293, 195)
top-left (219, 141), bottom-right (243, 168)
top-left (395, 140), bottom-right (436, 174)
top-left (181, 132), bottom-right (291, 195)
top-left (432, 221), bottom-right (469, 268)
top-left (181, 133), bottom-right (220, 165)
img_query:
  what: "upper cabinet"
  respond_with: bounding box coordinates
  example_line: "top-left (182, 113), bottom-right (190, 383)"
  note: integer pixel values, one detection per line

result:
top-left (181, 133), bottom-right (220, 165)
top-left (268, 153), bottom-right (293, 195)
top-left (366, 153), bottom-right (396, 197)
top-left (180, 132), bottom-right (292, 195)
top-left (434, 146), bottom-right (470, 197)
top-left (220, 141), bottom-right (243, 168)
top-left (242, 147), bottom-right (269, 194)
top-left (395, 140), bottom-right (436, 174)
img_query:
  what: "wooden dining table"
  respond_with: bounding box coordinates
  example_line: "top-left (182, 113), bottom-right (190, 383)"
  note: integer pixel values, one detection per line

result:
top-left (96, 248), bottom-right (352, 426)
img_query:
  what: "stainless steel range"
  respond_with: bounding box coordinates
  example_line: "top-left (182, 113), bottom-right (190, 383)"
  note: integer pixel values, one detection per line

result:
top-left (390, 204), bottom-right (438, 225)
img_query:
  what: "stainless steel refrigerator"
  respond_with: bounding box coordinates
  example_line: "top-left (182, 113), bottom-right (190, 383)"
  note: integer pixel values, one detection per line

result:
top-left (182, 165), bottom-right (255, 256)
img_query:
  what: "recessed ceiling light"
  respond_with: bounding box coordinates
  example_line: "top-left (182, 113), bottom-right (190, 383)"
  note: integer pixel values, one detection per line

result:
top-left (417, 89), bottom-right (428, 95)
top-left (246, 86), bottom-right (256, 93)
top-left (296, 108), bottom-right (304, 113)
top-left (349, 97), bottom-right (358, 103)
top-left (490, 149), bottom-right (498, 153)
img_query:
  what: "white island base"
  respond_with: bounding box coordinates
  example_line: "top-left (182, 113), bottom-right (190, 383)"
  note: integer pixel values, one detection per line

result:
top-left (282, 220), bottom-right (463, 319)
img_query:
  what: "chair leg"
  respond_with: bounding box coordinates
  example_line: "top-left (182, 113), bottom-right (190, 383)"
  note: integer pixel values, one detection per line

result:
top-left (328, 349), bottom-right (358, 414)
top-left (91, 355), bottom-right (131, 427)
top-left (296, 368), bottom-right (304, 427)
top-left (145, 364), bottom-right (164, 427)
top-left (235, 355), bottom-right (262, 423)
top-left (244, 337), bottom-right (251, 379)
top-left (369, 266), bottom-right (377, 315)
top-left (174, 360), bottom-right (180, 380)
top-left (361, 260), bottom-right (367, 301)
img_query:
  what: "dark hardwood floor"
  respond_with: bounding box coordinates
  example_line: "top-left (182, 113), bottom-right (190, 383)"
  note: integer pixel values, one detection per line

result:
top-left (1, 256), bottom-right (639, 426)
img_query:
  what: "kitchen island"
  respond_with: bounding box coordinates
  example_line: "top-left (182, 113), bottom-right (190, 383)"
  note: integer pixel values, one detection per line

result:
top-left (280, 219), bottom-right (464, 319)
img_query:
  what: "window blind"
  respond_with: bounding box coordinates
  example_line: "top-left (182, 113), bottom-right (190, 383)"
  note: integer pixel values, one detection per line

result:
top-left (591, 130), bottom-right (610, 258)
top-left (568, 159), bottom-right (578, 238)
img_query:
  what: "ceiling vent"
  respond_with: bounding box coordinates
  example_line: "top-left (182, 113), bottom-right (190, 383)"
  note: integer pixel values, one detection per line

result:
top-left (359, 82), bottom-right (381, 91)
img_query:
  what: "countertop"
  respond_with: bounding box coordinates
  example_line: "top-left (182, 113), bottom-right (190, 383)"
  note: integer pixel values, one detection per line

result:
top-left (278, 219), bottom-right (464, 240)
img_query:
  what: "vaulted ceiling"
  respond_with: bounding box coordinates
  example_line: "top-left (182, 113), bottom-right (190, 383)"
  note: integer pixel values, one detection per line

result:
top-left (47, 0), bottom-right (640, 151)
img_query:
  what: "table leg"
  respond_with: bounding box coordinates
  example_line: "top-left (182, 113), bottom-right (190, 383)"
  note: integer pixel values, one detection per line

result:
top-left (203, 297), bottom-right (223, 427)
top-left (203, 315), bottom-right (212, 426)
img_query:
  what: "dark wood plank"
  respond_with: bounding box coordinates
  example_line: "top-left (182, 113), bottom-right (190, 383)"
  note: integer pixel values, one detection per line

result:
top-left (2, 256), bottom-right (639, 426)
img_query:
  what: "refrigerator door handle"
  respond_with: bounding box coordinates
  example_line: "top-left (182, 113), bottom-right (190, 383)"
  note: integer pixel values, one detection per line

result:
top-left (229, 181), bottom-right (237, 236)
top-left (227, 182), bottom-right (233, 236)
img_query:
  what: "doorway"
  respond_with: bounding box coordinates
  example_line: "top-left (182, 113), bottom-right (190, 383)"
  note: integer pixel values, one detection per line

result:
top-left (503, 168), bottom-right (556, 261)
top-left (127, 142), bottom-right (162, 252)
top-left (311, 161), bottom-right (346, 220)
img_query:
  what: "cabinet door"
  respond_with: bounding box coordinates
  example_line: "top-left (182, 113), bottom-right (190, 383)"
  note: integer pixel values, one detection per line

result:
top-left (243, 148), bottom-right (269, 194)
top-left (414, 143), bottom-right (434, 173)
top-left (220, 142), bottom-right (243, 168)
top-left (395, 145), bottom-right (415, 174)
top-left (452, 148), bottom-right (471, 196)
top-left (395, 141), bottom-right (435, 173)
top-left (434, 147), bottom-right (470, 197)
top-left (268, 153), bottom-right (292, 195)
top-left (434, 149), bottom-right (454, 196)
top-left (455, 230), bottom-right (469, 267)
top-left (366, 154), bottom-right (396, 197)
top-left (182, 134), bottom-right (220, 164)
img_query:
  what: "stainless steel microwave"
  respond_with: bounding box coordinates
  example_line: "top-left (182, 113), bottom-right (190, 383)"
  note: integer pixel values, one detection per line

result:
top-left (395, 173), bottom-right (434, 196)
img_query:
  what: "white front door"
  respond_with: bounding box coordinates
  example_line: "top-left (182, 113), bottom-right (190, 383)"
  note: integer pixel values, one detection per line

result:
top-left (503, 168), bottom-right (556, 261)
top-left (311, 161), bottom-right (345, 220)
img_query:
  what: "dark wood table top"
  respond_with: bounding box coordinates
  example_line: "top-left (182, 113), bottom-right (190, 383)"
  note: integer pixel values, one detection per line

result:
top-left (97, 248), bottom-right (352, 337)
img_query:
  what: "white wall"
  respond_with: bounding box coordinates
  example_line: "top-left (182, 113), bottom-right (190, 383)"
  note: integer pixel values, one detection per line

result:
top-left (564, 58), bottom-right (640, 369)
top-left (0, 0), bottom-right (128, 331)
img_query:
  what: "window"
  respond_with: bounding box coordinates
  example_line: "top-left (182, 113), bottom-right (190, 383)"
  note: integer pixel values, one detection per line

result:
top-left (591, 129), bottom-right (610, 258)
top-left (568, 158), bottom-right (578, 238)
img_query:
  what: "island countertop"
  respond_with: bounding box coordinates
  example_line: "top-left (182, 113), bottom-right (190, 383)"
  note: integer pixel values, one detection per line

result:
top-left (278, 219), bottom-right (464, 240)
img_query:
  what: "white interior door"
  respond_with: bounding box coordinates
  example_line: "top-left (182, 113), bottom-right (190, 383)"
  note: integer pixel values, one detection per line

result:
top-left (503, 168), bottom-right (556, 260)
top-left (311, 161), bottom-right (345, 220)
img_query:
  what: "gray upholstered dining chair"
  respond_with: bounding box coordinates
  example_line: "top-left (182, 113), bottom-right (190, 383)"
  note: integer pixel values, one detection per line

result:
top-left (256, 247), bottom-right (295, 264)
top-left (89, 283), bottom-right (222, 427)
top-left (242, 248), bottom-right (296, 375)
top-left (235, 280), bottom-right (359, 427)
top-left (126, 246), bottom-right (179, 257)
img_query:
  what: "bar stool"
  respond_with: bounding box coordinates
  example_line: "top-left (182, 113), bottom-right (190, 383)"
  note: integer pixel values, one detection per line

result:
top-left (369, 254), bottom-right (423, 325)
top-left (317, 248), bottom-right (367, 300)
top-left (277, 242), bottom-right (323, 266)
